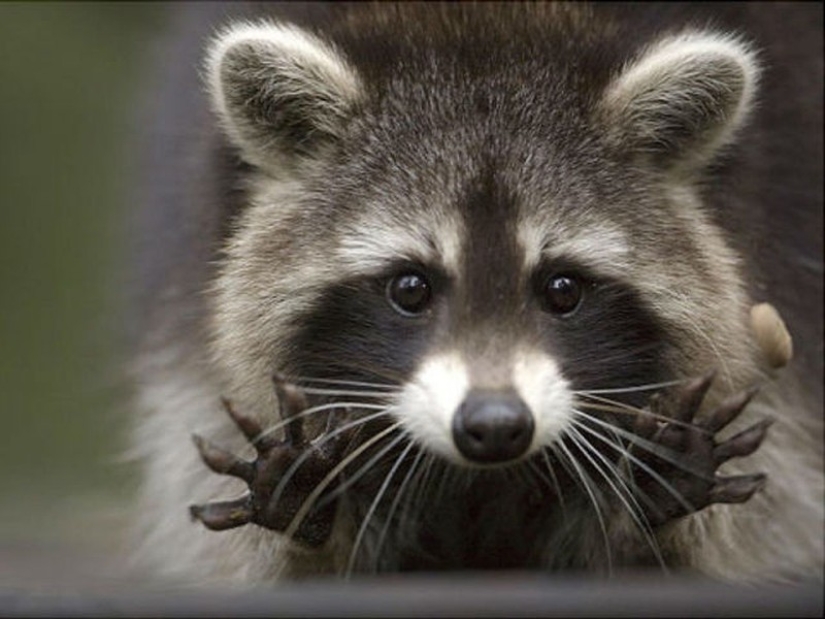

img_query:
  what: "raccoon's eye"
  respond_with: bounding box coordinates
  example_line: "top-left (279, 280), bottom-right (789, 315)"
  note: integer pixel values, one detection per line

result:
top-left (542, 274), bottom-right (583, 316)
top-left (387, 271), bottom-right (432, 316)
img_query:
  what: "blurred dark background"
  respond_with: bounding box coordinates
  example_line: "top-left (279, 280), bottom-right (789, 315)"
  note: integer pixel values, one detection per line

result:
top-left (0, 1), bottom-right (168, 589)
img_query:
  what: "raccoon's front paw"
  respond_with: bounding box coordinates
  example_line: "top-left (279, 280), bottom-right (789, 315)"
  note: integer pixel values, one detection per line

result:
top-left (189, 376), bottom-right (349, 548)
top-left (630, 372), bottom-right (772, 527)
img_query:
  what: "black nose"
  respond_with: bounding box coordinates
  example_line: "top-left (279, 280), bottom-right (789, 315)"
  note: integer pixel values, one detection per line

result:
top-left (452, 390), bottom-right (534, 464)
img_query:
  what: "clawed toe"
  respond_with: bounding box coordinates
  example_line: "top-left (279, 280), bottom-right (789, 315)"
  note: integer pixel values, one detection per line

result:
top-left (709, 473), bottom-right (767, 504)
top-left (699, 386), bottom-right (760, 434)
top-left (190, 495), bottom-right (254, 531)
top-left (673, 370), bottom-right (716, 423)
top-left (712, 418), bottom-right (773, 463)
top-left (192, 434), bottom-right (255, 482)
top-left (189, 376), bottom-right (344, 547)
top-left (631, 372), bottom-right (771, 526)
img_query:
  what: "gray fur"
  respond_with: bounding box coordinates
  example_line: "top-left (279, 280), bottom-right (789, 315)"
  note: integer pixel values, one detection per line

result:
top-left (128, 2), bottom-right (823, 584)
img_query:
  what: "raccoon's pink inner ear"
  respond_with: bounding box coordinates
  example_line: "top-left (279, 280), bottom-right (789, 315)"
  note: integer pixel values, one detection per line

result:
top-left (205, 21), bottom-right (363, 172)
top-left (598, 31), bottom-right (759, 173)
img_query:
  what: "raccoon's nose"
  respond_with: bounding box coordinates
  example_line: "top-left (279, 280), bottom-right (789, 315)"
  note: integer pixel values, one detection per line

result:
top-left (452, 391), bottom-right (534, 464)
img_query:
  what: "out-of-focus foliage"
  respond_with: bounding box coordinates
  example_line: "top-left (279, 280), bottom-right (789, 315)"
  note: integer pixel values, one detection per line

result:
top-left (0, 2), bottom-right (167, 543)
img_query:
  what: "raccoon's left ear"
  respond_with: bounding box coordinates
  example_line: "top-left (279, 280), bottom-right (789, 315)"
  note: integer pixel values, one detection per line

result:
top-left (205, 21), bottom-right (362, 172)
top-left (598, 31), bottom-right (759, 173)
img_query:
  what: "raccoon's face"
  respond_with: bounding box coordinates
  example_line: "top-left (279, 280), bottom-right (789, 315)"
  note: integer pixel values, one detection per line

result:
top-left (206, 16), bottom-right (759, 467)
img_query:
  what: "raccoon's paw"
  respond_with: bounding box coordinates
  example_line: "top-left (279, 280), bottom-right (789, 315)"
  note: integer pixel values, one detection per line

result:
top-left (630, 372), bottom-right (772, 527)
top-left (189, 376), bottom-right (348, 548)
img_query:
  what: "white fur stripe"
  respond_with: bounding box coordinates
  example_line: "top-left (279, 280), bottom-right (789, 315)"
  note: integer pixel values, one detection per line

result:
top-left (396, 353), bottom-right (469, 462)
top-left (518, 219), bottom-right (631, 277)
top-left (512, 350), bottom-right (572, 449)
top-left (337, 214), bottom-right (463, 276)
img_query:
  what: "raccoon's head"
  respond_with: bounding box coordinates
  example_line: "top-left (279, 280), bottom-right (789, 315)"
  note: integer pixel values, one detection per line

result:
top-left (206, 14), bottom-right (760, 467)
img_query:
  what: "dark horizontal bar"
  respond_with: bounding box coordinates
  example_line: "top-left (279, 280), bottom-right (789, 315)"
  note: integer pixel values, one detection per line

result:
top-left (1, 572), bottom-right (821, 618)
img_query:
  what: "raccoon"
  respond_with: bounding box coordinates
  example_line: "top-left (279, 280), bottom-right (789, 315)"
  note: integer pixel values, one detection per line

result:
top-left (128, 2), bottom-right (823, 584)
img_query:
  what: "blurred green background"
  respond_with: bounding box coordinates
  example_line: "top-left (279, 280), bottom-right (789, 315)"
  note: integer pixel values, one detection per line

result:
top-left (0, 2), bottom-right (169, 586)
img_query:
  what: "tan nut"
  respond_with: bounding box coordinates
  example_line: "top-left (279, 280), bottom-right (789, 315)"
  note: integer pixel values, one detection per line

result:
top-left (750, 302), bottom-right (793, 369)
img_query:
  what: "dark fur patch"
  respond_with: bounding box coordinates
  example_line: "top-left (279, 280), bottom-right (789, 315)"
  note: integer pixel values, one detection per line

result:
top-left (540, 273), bottom-right (671, 408)
top-left (286, 266), bottom-right (448, 387)
top-left (453, 164), bottom-right (523, 337)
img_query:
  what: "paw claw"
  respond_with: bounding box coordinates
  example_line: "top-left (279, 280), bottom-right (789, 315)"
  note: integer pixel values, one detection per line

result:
top-left (192, 385), bottom-right (341, 547)
top-left (221, 398), bottom-right (277, 454)
top-left (190, 496), bottom-right (254, 531)
top-left (709, 473), bottom-right (767, 504)
top-left (272, 375), bottom-right (308, 447)
top-left (631, 374), bottom-right (770, 526)
top-left (192, 434), bottom-right (255, 483)
top-left (674, 370), bottom-right (716, 422)
top-left (713, 418), bottom-right (773, 464)
top-left (701, 386), bottom-right (761, 434)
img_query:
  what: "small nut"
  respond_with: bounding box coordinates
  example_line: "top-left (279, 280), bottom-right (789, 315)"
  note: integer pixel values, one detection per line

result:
top-left (750, 302), bottom-right (793, 369)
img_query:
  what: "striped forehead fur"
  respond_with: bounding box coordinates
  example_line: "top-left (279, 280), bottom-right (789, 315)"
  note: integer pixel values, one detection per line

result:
top-left (336, 206), bottom-right (464, 276)
top-left (518, 215), bottom-right (631, 278)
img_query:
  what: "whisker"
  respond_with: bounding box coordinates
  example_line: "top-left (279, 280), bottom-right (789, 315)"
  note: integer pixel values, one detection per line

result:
top-left (291, 376), bottom-right (400, 391)
top-left (575, 379), bottom-right (687, 396)
top-left (525, 458), bottom-right (557, 495)
top-left (432, 459), bottom-right (459, 506)
top-left (315, 430), bottom-right (410, 510)
top-left (571, 409), bottom-right (714, 481)
top-left (257, 401), bottom-right (390, 443)
top-left (571, 420), bottom-right (668, 524)
top-left (541, 449), bottom-right (567, 517)
top-left (556, 437), bottom-right (613, 574)
top-left (289, 356), bottom-right (410, 388)
top-left (297, 387), bottom-right (401, 399)
top-left (572, 413), bottom-right (698, 515)
top-left (269, 409), bottom-right (393, 514)
top-left (547, 443), bottom-right (575, 479)
top-left (575, 393), bottom-right (712, 434)
top-left (404, 452), bottom-right (437, 529)
top-left (574, 401), bottom-right (643, 415)
top-left (346, 439), bottom-right (416, 577)
top-left (284, 422), bottom-right (404, 541)
top-left (373, 446), bottom-right (426, 570)
top-left (566, 424), bottom-right (667, 571)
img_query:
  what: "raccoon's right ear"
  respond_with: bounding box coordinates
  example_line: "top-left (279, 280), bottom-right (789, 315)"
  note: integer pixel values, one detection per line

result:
top-left (205, 21), bottom-right (362, 172)
top-left (598, 31), bottom-right (759, 174)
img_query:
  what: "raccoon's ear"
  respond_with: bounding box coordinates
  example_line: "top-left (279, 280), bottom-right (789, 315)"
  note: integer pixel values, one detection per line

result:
top-left (599, 31), bottom-right (759, 173)
top-left (205, 21), bottom-right (362, 171)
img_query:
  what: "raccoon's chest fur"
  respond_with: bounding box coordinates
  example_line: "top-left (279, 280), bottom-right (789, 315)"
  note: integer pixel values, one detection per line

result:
top-left (347, 469), bottom-right (557, 571)
top-left (129, 2), bottom-right (823, 584)
top-left (397, 483), bottom-right (550, 571)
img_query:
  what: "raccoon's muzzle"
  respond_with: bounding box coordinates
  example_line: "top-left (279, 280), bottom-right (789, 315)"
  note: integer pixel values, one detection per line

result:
top-left (452, 389), bottom-right (534, 464)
